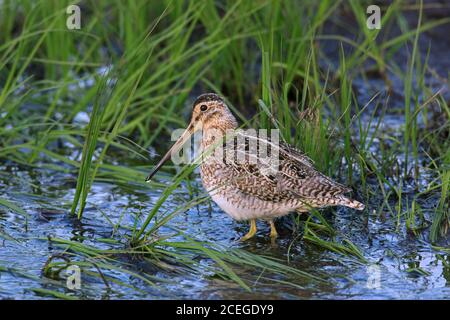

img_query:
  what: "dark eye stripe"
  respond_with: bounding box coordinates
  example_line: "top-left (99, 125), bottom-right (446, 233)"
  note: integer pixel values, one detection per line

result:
top-left (200, 104), bottom-right (208, 112)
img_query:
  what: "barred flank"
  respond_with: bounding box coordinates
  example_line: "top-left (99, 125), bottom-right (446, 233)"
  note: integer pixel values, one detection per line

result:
top-left (335, 195), bottom-right (365, 210)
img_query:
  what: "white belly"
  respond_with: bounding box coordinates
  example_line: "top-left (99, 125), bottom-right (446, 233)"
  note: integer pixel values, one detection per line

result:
top-left (210, 193), bottom-right (294, 221)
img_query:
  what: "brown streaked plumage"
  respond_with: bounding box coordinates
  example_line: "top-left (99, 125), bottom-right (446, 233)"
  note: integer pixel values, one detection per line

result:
top-left (146, 93), bottom-right (365, 241)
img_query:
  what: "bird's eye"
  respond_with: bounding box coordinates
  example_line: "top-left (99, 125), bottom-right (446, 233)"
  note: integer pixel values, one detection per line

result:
top-left (200, 104), bottom-right (208, 112)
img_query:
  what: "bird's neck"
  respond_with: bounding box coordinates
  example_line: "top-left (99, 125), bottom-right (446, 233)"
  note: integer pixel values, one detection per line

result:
top-left (201, 118), bottom-right (237, 150)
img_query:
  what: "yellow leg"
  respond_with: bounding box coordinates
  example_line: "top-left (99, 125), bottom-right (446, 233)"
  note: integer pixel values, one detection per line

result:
top-left (269, 220), bottom-right (278, 238)
top-left (240, 219), bottom-right (257, 241)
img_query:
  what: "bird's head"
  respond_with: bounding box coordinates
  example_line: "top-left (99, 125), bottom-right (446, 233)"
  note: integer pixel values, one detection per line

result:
top-left (190, 93), bottom-right (237, 132)
top-left (146, 93), bottom-right (237, 181)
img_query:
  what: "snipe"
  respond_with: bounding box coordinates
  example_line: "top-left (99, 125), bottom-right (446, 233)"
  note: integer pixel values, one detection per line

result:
top-left (146, 93), bottom-right (364, 241)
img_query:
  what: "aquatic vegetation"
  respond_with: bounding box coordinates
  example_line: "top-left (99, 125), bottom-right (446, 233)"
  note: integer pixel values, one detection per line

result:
top-left (0, 0), bottom-right (449, 299)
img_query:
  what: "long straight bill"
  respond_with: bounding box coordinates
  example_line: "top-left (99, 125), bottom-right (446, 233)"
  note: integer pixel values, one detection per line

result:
top-left (145, 123), bottom-right (194, 182)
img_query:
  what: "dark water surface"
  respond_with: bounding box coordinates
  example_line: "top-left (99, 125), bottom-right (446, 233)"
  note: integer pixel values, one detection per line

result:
top-left (0, 153), bottom-right (449, 299)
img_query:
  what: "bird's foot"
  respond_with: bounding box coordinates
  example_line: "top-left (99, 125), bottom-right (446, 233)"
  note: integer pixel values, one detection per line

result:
top-left (240, 219), bottom-right (257, 241)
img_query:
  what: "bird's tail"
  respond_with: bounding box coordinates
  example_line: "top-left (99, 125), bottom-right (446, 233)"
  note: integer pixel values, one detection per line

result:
top-left (334, 195), bottom-right (365, 210)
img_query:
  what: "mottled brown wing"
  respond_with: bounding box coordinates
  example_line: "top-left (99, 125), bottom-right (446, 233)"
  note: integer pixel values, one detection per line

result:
top-left (276, 157), bottom-right (351, 199)
top-left (223, 137), bottom-right (350, 202)
top-left (227, 162), bottom-right (294, 203)
top-left (219, 134), bottom-right (289, 202)
top-left (278, 141), bottom-right (315, 167)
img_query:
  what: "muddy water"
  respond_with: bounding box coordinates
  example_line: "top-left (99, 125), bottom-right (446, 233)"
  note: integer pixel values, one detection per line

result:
top-left (0, 151), bottom-right (449, 299)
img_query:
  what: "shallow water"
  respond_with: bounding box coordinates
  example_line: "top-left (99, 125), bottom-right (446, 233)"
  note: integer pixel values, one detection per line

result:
top-left (1, 151), bottom-right (449, 299)
top-left (1, 75), bottom-right (449, 300)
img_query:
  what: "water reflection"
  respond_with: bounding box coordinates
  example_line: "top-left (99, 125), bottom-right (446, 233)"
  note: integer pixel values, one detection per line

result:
top-left (0, 162), bottom-right (449, 299)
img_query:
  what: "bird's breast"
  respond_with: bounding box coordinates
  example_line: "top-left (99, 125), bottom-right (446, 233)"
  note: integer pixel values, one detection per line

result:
top-left (199, 161), bottom-right (298, 221)
top-left (199, 161), bottom-right (229, 190)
